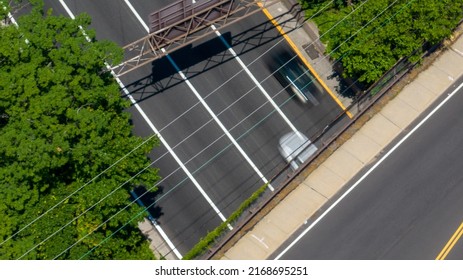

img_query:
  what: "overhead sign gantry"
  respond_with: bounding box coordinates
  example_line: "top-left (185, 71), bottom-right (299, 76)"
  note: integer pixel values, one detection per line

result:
top-left (112, 0), bottom-right (277, 76)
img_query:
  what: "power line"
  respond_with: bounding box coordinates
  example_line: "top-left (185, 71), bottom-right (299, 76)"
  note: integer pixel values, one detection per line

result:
top-left (57, 0), bottom-right (414, 260)
top-left (17, 0), bottom-right (353, 259)
top-left (15, 0), bottom-right (373, 259)
top-left (74, 0), bottom-right (416, 260)
top-left (7, 0), bottom-right (414, 259)
top-left (0, 1), bottom-right (333, 250)
top-left (133, 0), bottom-right (427, 255)
top-left (4, 0), bottom-right (332, 251)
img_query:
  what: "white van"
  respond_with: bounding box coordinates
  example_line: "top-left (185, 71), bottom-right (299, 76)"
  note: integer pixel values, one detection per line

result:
top-left (278, 131), bottom-right (318, 171)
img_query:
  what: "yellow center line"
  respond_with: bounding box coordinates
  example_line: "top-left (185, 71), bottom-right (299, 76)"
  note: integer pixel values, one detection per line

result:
top-left (258, 2), bottom-right (353, 118)
top-left (436, 221), bottom-right (463, 260)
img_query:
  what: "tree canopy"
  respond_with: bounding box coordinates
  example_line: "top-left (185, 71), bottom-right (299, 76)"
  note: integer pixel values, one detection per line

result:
top-left (301, 0), bottom-right (463, 85)
top-left (0, 2), bottom-right (159, 259)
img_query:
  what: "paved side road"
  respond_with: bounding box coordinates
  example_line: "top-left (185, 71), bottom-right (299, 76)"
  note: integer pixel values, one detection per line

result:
top-left (220, 8), bottom-right (463, 259)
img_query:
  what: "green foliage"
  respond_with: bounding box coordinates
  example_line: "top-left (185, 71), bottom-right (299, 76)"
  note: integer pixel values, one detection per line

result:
top-left (300, 0), bottom-right (463, 85)
top-left (0, 2), bottom-right (159, 259)
top-left (302, 0), bottom-right (360, 8)
top-left (182, 183), bottom-right (269, 260)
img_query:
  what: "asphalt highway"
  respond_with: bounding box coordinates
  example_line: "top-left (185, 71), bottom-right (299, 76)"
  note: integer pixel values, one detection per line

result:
top-left (17, 0), bottom-right (344, 256)
top-left (277, 78), bottom-right (463, 260)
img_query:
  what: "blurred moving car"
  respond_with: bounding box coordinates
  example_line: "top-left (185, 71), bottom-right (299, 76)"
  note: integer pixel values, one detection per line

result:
top-left (273, 51), bottom-right (320, 105)
top-left (278, 131), bottom-right (318, 171)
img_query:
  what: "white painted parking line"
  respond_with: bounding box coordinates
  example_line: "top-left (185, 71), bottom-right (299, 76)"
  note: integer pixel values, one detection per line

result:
top-left (210, 25), bottom-right (301, 137)
top-left (124, 0), bottom-right (274, 192)
top-left (58, 0), bottom-right (230, 259)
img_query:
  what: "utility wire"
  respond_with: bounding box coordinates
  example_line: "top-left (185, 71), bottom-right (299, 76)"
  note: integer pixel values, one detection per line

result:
top-left (1, 0), bottom-right (335, 249)
top-left (9, 0), bottom-right (416, 259)
top-left (75, 0), bottom-right (416, 260)
top-left (143, 10), bottom-right (431, 256)
top-left (59, 0), bottom-right (414, 260)
top-left (141, 0), bottom-right (419, 258)
top-left (17, 0), bottom-right (376, 259)
top-left (49, 1), bottom-right (377, 260)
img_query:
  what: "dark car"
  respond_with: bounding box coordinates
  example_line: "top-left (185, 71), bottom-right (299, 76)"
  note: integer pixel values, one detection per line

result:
top-left (272, 51), bottom-right (320, 105)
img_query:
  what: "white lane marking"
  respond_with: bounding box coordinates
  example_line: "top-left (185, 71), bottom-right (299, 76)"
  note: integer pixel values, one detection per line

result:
top-left (163, 49), bottom-right (274, 192)
top-left (60, 0), bottom-right (228, 259)
top-left (58, 0), bottom-right (74, 18)
top-left (6, 4), bottom-right (180, 260)
top-left (5, 11), bottom-right (18, 26)
top-left (211, 24), bottom-right (301, 137)
top-left (4, 6), bottom-right (29, 44)
top-left (275, 80), bottom-right (463, 260)
top-left (123, 0), bottom-right (149, 31)
top-left (118, 84), bottom-right (212, 258)
top-left (123, 0), bottom-right (232, 226)
top-left (124, 0), bottom-right (274, 192)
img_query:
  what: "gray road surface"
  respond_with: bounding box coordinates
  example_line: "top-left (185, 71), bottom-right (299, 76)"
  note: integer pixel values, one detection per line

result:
top-left (15, 0), bottom-right (345, 256)
top-left (278, 78), bottom-right (463, 260)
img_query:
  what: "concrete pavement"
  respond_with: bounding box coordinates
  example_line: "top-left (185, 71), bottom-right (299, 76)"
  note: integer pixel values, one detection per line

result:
top-left (220, 4), bottom-right (463, 260)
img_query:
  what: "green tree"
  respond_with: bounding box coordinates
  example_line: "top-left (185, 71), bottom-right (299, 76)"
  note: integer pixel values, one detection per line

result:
top-left (301, 0), bottom-right (463, 85)
top-left (0, 2), bottom-right (159, 259)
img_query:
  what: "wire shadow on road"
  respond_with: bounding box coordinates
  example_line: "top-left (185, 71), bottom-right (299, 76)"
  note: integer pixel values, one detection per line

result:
top-left (123, 33), bottom-right (231, 104)
top-left (123, 9), bottom-right (301, 105)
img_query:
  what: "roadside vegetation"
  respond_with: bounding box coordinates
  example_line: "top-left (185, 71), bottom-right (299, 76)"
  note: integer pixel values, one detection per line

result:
top-left (300, 0), bottom-right (463, 86)
top-left (183, 183), bottom-right (269, 260)
top-left (0, 1), bottom-right (159, 259)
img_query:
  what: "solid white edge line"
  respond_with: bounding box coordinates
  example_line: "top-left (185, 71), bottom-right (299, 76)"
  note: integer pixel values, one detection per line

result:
top-left (210, 24), bottom-right (302, 137)
top-left (275, 80), bottom-right (463, 259)
top-left (151, 221), bottom-right (180, 259)
top-left (58, 0), bottom-right (184, 259)
top-left (7, 11), bottom-right (18, 26)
